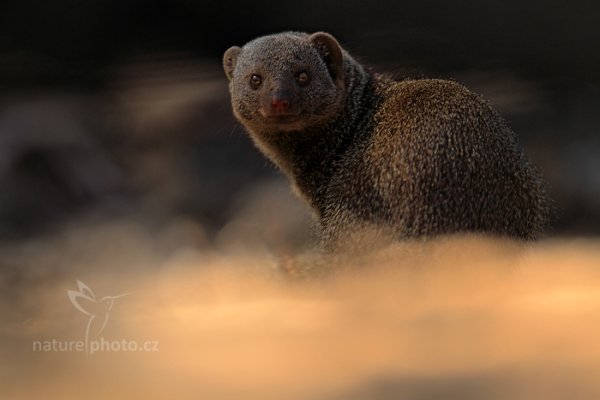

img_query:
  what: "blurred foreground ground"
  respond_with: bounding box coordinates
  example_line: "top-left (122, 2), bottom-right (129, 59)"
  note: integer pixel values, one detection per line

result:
top-left (1, 226), bottom-right (600, 399)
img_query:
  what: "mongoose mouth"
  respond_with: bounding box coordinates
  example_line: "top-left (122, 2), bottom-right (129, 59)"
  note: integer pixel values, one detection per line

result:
top-left (263, 114), bottom-right (301, 124)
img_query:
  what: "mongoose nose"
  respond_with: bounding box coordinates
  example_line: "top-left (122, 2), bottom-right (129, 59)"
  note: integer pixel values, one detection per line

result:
top-left (271, 97), bottom-right (289, 113)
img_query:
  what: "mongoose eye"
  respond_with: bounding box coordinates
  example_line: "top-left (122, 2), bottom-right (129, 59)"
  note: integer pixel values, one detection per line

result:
top-left (249, 74), bottom-right (262, 89)
top-left (296, 71), bottom-right (310, 86)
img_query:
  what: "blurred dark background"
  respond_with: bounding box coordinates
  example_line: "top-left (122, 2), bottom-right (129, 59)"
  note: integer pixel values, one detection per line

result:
top-left (0, 0), bottom-right (599, 247)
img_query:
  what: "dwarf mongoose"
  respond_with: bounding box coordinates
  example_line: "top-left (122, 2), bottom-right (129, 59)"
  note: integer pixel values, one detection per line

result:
top-left (223, 31), bottom-right (549, 251)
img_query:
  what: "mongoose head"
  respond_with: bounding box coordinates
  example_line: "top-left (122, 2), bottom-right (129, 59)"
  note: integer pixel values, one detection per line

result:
top-left (223, 31), bottom-right (346, 133)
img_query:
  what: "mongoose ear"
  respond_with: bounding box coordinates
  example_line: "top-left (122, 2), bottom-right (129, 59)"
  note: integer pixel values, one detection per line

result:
top-left (223, 46), bottom-right (242, 81)
top-left (309, 32), bottom-right (344, 85)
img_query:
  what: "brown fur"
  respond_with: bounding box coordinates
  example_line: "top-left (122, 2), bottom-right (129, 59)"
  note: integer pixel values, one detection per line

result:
top-left (223, 31), bottom-right (549, 251)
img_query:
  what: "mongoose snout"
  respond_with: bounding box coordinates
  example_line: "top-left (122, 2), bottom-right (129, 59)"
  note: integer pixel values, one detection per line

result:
top-left (269, 97), bottom-right (290, 114)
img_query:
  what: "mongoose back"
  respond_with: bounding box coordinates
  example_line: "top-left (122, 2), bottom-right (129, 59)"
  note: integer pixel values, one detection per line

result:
top-left (223, 31), bottom-right (549, 251)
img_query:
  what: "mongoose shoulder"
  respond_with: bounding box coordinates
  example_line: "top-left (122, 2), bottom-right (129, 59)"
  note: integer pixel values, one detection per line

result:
top-left (223, 31), bottom-right (549, 251)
